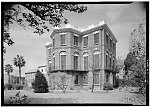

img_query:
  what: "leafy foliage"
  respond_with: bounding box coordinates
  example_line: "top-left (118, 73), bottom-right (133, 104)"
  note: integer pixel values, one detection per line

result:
top-left (5, 91), bottom-right (29, 104)
top-left (4, 64), bottom-right (13, 83)
top-left (124, 19), bottom-right (146, 94)
top-left (32, 70), bottom-right (49, 93)
top-left (14, 84), bottom-right (24, 90)
top-left (103, 82), bottom-right (113, 92)
top-left (13, 55), bottom-right (26, 84)
top-left (2, 3), bottom-right (87, 54)
top-left (4, 83), bottom-right (14, 90)
top-left (52, 72), bottom-right (70, 93)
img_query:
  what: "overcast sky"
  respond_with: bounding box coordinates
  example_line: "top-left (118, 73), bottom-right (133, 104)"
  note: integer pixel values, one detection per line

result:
top-left (4, 2), bottom-right (146, 76)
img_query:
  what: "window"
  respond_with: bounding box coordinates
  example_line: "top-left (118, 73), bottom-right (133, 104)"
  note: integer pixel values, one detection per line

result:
top-left (94, 74), bottom-right (99, 84)
top-left (110, 54), bottom-right (112, 69)
top-left (74, 56), bottom-right (78, 70)
top-left (53, 38), bottom-right (55, 48)
top-left (106, 33), bottom-right (109, 45)
top-left (106, 51), bottom-right (108, 69)
top-left (83, 75), bottom-right (88, 84)
top-left (106, 73), bottom-right (109, 82)
top-left (113, 57), bottom-right (115, 70)
top-left (94, 33), bottom-right (99, 44)
top-left (41, 69), bottom-right (43, 72)
top-left (113, 43), bottom-right (115, 51)
top-left (48, 61), bottom-right (52, 71)
top-left (74, 36), bottom-right (78, 46)
top-left (61, 55), bottom-right (66, 70)
top-left (106, 54), bottom-right (108, 69)
top-left (74, 75), bottom-right (78, 84)
top-left (84, 56), bottom-right (88, 70)
top-left (83, 36), bottom-right (88, 46)
top-left (49, 48), bottom-right (51, 56)
top-left (53, 55), bottom-right (55, 70)
top-left (93, 51), bottom-right (99, 69)
top-left (110, 39), bottom-right (112, 49)
top-left (60, 34), bottom-right (66, 45)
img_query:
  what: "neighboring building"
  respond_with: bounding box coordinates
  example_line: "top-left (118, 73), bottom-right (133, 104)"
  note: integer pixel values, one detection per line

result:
top-left (25, 66), bottom-right (48, 87)
top-left (45, 21), bottom-right (117, 90)
top-left (4, 74), bottom-right (25, 85)
top-left (25, 69), bottom-right (37, 87)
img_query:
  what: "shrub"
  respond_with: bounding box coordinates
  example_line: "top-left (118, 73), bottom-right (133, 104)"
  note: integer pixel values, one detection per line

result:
top-left (103, 82), bottom-right (113, 92)
top-left (14, 84), bottom-right (24, 90)
top-left (4, 83), bottom-right (14, 90)
top-left (32, 70), bottom-right (49, 93)
top-left (5, 91), bottom-right (29, 104)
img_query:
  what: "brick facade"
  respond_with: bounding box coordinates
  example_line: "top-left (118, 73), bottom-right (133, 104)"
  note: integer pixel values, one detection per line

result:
top-left (45, 21), bottom-right (117, 90)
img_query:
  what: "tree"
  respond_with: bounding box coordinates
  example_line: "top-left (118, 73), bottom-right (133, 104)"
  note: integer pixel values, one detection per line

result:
top-left (2, 3), bottom-right (87, 54)
top-left (52, 71), bottom-right (72, 93)
top-left (13, 55), bottom-right (26, 84)
top-left (4, 64), bottom-right (13, 83)
top-left (124, 19), bottom-right (146, 94)
top-left (32, 70), bottom-right (49, 93)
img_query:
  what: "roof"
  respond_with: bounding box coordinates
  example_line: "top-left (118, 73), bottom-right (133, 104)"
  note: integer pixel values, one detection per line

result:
top-left (50, 20), bottom-right (117, 42)
top-left (38, 65), bottom-right (46, 68)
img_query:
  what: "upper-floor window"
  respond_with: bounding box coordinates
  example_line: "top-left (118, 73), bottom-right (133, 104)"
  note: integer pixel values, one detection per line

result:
top-left (83, 55), bottom-right (88, 70)
top-left (113, 42), bottom-right (115, 51)
top-left (106, 33), bottom-right (109, 45)
top-left (74, 52), bottom-right (79, 70)
top-left (106, 51), bottom-right (109, 69)
top-left (110, 39), bottom-right (112, 49)
top-left (60, 34), bottom-right (66, 45)
top-left (93, 50), bottom-right (100, 69)
top-left (60, 51), bottom-right (67, 70)
top-left (83, 36), bottom-right (88, 47)
top-left (94, 33), bottom-right (99, 44)
top-left (74, 36), bottom-right (78, 46)
top-left (53, 38), bottom-right (55, 48)
top-left (48, 48), bottom-right (51, 56)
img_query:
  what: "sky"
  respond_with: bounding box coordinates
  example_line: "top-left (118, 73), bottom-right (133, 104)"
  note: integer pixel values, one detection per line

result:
top-left (4, 2), bottom-right (146, 76)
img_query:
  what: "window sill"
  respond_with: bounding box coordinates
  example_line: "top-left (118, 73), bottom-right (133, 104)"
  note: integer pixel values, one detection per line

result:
top-left (94, 43), bottom-right (99, 45)
top-left (83, 46), bottom-right (88, 48)
top-left (74, 45), bottom-right (79, 48)
top-left (60, 44), bottom-right (67, 46)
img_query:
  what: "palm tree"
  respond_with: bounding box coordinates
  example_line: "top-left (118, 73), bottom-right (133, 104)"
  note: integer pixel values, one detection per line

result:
top-left (13, 55), bottom-right (26, 84)
top-left (4, 64), bottom-right (13, 83)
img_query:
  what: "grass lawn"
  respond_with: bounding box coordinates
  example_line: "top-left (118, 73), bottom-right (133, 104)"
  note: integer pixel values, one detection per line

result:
top-left (3, 87), bottom-right (146, 105)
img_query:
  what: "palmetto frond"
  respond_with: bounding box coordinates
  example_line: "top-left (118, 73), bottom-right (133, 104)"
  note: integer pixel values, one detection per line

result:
top-left (4, 64), bottom-right (13, 74)
top-left (13, 55), bottom-right (26, 67)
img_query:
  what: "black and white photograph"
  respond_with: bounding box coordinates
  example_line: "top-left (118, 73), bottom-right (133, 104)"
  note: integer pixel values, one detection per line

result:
top-left (2, 1), bottom-right (148, 105)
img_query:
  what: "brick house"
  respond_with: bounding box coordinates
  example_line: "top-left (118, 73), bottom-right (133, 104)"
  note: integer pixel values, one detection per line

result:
top-left (45, 21), bottom-right (117, 89)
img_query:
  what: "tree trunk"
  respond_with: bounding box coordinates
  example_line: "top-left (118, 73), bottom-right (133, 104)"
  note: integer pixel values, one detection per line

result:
top-left (8, 72), bottom-right (10, 83)
top-left (92, 72), bottom-right (94, 93)
top-left (19, 66), bottom-right (21, 84)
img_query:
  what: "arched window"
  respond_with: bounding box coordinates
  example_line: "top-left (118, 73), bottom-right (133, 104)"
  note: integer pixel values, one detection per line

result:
top-left (53, 54), bottom-right (55, 70)
top-left (74, 51), bottom-right (79, 70)
top-left (60, 51), bottom-right (67, 70)
top-left (83, 52), bottom-right (88, 70)
top-left (48, 60), bottom-right (52, 71)
top-left (93, 50), bottom-right (100, 69)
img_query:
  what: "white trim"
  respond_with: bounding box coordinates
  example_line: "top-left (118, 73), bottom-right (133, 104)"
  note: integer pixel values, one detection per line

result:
top-left (60, 51), bottom-right (67, 55)
top-left (93, 51), bottom-right (100, 55)
top-left (74, 33), bottom-right (79, 37)
top-left (60, 32), bottom-right (66, 35)
top-left (74, 54), bottom-right (79, 56)
top-left (83, 34), bottom-right (88, 37)
top-left (48, 61), bottom-right (52, 63)
top-left (83, 53), bottom-right (88, 57)
top-left (48, 47), bottom-right (51, 49)
top-left (93, 30), bottom-right (100, 34)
